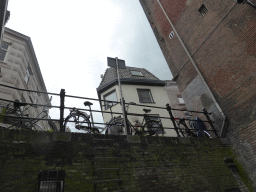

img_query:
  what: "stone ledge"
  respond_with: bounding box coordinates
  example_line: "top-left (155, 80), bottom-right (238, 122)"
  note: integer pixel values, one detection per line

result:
top-left (126, 135), bottom-right (141, 143)
top-left (53, 132), bottom-right (71, 141)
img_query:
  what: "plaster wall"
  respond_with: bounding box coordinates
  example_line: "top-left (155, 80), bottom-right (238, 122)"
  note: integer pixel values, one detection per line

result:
top-left (100, 84), bottom-right (175, 136)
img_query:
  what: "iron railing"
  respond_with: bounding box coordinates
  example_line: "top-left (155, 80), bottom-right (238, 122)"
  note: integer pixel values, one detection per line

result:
top-left (0, 83), bottom-right (219, 137)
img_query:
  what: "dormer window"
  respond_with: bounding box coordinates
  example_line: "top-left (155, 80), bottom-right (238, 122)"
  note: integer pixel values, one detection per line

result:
top-left (130, 70), bottom-right (143, 76)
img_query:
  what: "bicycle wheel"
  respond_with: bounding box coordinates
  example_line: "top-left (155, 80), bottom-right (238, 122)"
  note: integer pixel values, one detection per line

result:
top-left (107, 117), bottom-right (126, 135)
top-left (3, 115), bottom-right (22, 129)
top-left (31, 123), bottom-right (44, 131)
top-left (142, 120), bottom-right (164, 136)
top-left (64, 115), bottom-right (91, 133)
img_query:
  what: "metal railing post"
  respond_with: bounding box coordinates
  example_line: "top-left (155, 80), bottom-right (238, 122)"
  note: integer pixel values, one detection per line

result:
top-left (122, 99), bottom-right (130, 135)
top-left (202, 109), bottom-right (219, 138)
top-left (89, 105), bottom-right (94, 128)
top-left (166, 104), bottom-right (181, 137)
top-left (60, 89), bottom-right (65, 132)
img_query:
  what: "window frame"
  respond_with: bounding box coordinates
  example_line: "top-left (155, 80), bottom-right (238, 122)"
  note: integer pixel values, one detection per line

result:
top-left (24, 66), bottom-right (33, 85)
top-left (103, 89), bottom-right (118, 110)
top-left (130, 70), bottom-right (144, 77)
top-left (177, 94), bottom-right (185, 104)
top-left (137, 89), bottom-right (154, 103)
top-left (198, 4), bottom-right (208, 16)
top-left (0, 42), bottom-right (10, 62)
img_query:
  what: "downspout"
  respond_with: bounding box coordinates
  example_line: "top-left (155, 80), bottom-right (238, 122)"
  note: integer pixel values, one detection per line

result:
top-left (156, 0), bottom-right (227, 137)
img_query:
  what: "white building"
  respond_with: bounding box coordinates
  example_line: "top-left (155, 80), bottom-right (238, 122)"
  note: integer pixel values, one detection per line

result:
top-left (97, 65), bottom-right (176, 136)
top-left (0, 28), bottom-right (51, 130)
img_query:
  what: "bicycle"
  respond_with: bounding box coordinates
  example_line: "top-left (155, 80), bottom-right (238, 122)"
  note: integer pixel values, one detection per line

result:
top-left (64, 101), bottom-right (100, 134)
top-left (0, 98), bottom-right (51, 131)
top-left (189, 117), bottom-right (211, 138)
top-left (105, 102), bottom-right (165, 136)
top-left (175, 118), bottom-right (197, 138)
top-left (175, 117), bottom-right (211, 138)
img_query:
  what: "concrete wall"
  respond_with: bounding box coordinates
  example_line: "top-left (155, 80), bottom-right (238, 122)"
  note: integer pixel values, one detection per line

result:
top-left (0, 128), bottom-right (253, 192)
top-left (100, 84), bottom-right (176, 136)
top-left (139, 0), bottom-right (256, 185)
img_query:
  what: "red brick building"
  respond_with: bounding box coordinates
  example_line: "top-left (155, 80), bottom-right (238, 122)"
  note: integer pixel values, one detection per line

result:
top-left (140, 0), bottom-right (256, 186)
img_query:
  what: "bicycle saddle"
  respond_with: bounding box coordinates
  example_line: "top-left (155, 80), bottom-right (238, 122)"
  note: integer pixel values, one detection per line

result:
top-left (143, 109), bottom-right (151, 113)
top-left (14, 100), bottom-right (27, 108)
top-left (84, 101), bottom-right (93, 107)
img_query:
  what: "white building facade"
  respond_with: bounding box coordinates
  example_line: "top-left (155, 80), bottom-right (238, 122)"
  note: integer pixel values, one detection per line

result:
top-left (0, 28), bottom-right (51, 130)
top-left (97, 65), bottom-right (177, 136)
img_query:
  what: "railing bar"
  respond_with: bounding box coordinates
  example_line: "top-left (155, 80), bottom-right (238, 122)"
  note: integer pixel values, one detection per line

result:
top-left (0, 98), bottom-right (60, 109)
top-left (65, 94), bottom-right (120, 104)
top-left (2, 115), bottom-right (60, 121)
top-left (126, 103), bottom-right (205, 113)
top-left (0, 84), bottom-right (208, 114)
top-left (0, 83), bottom-right (59, 96)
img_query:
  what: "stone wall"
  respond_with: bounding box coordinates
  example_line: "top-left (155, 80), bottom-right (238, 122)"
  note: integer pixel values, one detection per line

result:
top-left (0, 129), bottom-right (253, 191)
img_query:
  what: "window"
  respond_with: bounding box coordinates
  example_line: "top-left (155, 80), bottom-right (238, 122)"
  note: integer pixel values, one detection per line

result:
top-left (104, 90), bottom-right (118, 110)
top-left (198, 4), bottom-right (208, 16)
top-left (35, 88), bottom-right (40, 104)
top-left (177, 94), bottom-right (185, 104)
top-left (137, 89), bottom-right (154, 103)
top-left (0, 42), bottom-right (9, 61)
top-left (24, 66), bottom-right (32, 85)
top-left (130, 70), bottom-right (144, 76)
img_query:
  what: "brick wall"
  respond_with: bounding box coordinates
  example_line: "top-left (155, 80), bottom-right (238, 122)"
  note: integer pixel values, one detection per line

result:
top-left (139, 0), bottom-right (256, 186)
top-left (0, 129), bottom-right (253, 191)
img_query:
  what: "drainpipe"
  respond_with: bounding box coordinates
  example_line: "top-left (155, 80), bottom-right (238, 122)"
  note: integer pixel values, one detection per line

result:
top-left (156, 0), bottom-right (227, 137)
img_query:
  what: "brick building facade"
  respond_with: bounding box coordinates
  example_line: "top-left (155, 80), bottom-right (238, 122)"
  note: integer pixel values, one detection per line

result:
top-left (139, 0), bottom-right (256, 186)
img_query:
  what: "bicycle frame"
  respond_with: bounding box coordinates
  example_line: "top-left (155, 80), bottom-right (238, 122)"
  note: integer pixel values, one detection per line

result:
top-left (0, 97), bottom-right (52, 130)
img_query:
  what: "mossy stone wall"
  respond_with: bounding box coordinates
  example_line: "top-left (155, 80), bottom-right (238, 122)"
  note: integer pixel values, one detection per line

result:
top-left (0, 128), bottom-right (252, 191)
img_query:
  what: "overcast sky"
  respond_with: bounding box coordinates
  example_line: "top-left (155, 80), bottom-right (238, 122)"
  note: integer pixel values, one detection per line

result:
top-left (6, 0), bottom-right (173, 131)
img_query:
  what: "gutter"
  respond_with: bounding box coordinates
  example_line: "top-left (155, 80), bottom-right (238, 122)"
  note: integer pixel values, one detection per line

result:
top-left (156, 0), bottom-right (229, 137)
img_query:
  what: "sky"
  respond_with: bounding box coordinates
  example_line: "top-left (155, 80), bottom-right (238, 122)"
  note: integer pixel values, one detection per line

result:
top-left (6, 0), bottom-right (173, 131)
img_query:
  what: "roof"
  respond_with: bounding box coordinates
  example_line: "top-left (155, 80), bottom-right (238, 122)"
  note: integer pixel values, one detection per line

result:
top-left (97, 66), bottom-right (165, 94)
top-left (99, 66), bottom-right (160, 87)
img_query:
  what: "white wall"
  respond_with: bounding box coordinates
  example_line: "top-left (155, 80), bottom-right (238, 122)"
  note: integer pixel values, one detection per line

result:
top-left (100, 84), bottom-right (176, 136)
